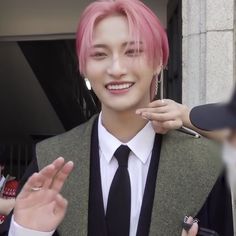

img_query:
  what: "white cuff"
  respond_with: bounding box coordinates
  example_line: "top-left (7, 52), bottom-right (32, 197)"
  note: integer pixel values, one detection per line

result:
top-left (8, 215), bottom-right (55, 236)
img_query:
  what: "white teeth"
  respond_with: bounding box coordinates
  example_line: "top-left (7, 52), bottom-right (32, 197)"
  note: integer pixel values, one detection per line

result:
top-left (107, 83), bottom-right (133, 90)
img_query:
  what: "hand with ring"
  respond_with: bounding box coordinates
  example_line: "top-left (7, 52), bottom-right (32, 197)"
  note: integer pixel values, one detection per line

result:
top-left (13, 157), bottom-right (74, 232)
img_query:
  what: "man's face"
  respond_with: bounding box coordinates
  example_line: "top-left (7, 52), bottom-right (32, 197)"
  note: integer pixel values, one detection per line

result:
top-left (85, 15), bottom-right (160, 113)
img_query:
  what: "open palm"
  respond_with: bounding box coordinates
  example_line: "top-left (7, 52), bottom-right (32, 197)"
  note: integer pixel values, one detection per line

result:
top-left (14, 157), bottom-right (74, 232)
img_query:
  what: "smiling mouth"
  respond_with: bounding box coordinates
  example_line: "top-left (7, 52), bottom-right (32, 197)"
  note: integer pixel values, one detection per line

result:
top-left (106, 82), bottom-right (134, 91)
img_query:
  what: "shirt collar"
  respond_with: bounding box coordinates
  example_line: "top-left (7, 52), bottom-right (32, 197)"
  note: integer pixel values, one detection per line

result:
top-left (98, 113), bottom-right (156, 164)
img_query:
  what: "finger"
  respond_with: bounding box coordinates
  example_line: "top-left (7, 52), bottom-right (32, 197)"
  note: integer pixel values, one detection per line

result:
top-left (50, 161), bottom-right (74, 193)
top-left (141, 112), bottom-right (175, 122)
top-left (181, 217), bottom-right (194, 236)
top-left (188, 222), bottom-right (198, 236)
top-left (148, 99), bottom-right (168, 108)
top-left (136, 101), bottom-right (167, 115)
top-left (42, 157), bottom-right (66, 188)
top-left (50, 195), bottom-right (68, 229)
top-left (136, 106), bottom-right (170, 115)
top-left (151, 121), bottom-right (170, 134)
top-left (181, 229), bottom-right (187, 236)
top-left (18, 157), bottom-right (66, 199)
top-left (161, 120), bottom-right (183, 130)
top-left (21, 190), bottom-right (59, 210)
top-left (17, 173), bottom-right (46, 199)
top-left (54, 194), bottom-right (68, 215)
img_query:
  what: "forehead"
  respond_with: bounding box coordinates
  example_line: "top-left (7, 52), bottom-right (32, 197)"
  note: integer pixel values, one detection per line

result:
top-left (92, 15), bottom-right (131, 46)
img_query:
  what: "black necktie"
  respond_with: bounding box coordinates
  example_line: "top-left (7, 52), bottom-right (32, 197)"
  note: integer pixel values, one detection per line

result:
top-left (106, 145), bottom-right (131, 236)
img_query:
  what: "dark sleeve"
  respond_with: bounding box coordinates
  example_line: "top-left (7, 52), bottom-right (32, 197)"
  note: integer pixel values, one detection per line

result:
top-left (196, 171), bottom-right (234, 236)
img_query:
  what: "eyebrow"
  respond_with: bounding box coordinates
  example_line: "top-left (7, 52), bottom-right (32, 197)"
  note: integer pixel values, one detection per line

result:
top-left (91, 41), bottom-right (143, 49)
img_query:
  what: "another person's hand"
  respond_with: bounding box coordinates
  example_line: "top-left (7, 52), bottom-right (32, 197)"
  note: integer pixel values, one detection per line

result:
top-left (136, 99), bottom-right (189, 134)
top-left (14, 157), bottom-right (74, 232)
top-left (181, 216), bottom-right (198, 236)
top-left (0, 198), bottom-right (15, 215)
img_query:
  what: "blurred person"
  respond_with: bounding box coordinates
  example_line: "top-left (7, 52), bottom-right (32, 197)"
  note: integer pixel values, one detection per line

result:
top-left (189, 87), bottom-right (236, 236)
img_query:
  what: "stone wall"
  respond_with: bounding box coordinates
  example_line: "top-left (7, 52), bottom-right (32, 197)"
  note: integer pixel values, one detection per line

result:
top-left (182, 0), bottom-right (235, 108)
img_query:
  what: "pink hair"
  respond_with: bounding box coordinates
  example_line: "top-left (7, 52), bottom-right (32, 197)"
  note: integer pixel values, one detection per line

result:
top-left (76, 0), bottom-right (169, 75)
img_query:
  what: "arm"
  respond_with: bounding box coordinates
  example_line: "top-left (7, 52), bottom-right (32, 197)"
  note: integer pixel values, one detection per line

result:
top-left (178, 102), bottom-right (227, 142)
top-left (0, 198), bottom-right (15, 215)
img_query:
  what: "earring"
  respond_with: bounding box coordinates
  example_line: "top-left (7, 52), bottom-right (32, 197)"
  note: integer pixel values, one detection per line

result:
top-left (154, 66), bottom-right (164, 98)
top-left (84, 78), bottom-right (92, 90)
top-left (159, 67), bottom-right (164, 100)
top-left (155, 74), bottom-right (159, 96)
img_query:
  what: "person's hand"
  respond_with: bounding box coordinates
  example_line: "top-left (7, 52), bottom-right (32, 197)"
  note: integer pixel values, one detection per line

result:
top-left (0, 198), bottom-right (15, 215)
top-left (181, 217), bottom-right (198, 236)
top-left (136, 99), bottom-right (189, 134)
top-left (14, 157), bottom-right (74, 232)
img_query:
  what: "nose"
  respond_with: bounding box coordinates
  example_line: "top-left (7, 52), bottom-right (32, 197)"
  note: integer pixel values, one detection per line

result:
top-left (106, 56), bottom-right (127, 78)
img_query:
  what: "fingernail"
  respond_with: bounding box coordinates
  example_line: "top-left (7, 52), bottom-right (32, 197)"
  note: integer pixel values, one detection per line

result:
top-left (136, 110), bottom-right (141, 115)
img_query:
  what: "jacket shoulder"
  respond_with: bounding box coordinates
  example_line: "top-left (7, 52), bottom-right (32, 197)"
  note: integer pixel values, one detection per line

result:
top-left (163, 130), bottom-right (222, 167)
top-left (36, 115), bottom-right (97, 168)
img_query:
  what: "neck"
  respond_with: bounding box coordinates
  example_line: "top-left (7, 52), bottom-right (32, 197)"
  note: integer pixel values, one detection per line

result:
top-left (101, 106), bottom-right (148, 143)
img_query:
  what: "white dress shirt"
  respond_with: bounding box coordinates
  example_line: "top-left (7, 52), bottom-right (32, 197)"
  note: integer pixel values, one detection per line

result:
top-left (9, 113), bottom-right (156, 236)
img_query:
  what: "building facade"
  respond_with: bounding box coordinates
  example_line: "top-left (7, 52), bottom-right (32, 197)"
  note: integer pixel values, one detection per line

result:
top-left (182, 0), bottom-right (235, 108)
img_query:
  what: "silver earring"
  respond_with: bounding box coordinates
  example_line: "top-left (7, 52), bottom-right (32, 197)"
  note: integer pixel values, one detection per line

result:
top-left (155, 74), bottom-right (159, 96)
top-left (159, 67), bottom-right (164, 100)
top-left (85, 78), bottom-right (91, 90)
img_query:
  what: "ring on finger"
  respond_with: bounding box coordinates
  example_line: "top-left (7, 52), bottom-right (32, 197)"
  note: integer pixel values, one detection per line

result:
top-left (30, 186), bottom-right (43, 192)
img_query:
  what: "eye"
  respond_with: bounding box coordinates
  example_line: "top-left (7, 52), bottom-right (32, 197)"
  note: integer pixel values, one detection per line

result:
top-left (90, 52), bottom-right (107, 60)
top-left (125, 48), bottom-right (143, 57)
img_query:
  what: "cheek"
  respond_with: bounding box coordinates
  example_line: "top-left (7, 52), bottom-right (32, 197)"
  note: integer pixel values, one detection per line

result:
top-left (131, 60), bottom-right (154, 80)
top-left (85, 61), bottom-right (104, 83)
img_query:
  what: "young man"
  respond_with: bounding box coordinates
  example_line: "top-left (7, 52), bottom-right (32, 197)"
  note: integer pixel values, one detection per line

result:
top-left (6, 0), bottom-right (233, 235)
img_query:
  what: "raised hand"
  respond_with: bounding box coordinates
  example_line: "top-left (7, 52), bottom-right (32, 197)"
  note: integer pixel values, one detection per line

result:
top-left (14, 157), bottom-right (74, 232)
top-left (136, 99), bottom-right (188, 134)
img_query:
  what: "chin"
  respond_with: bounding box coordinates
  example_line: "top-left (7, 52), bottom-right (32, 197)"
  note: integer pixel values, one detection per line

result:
top-left (103, 100), bottom-right (141, 113)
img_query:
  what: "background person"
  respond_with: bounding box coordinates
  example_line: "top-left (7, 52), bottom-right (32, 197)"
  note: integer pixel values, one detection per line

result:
top-left (0, 145), bottom-right (18, 225)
